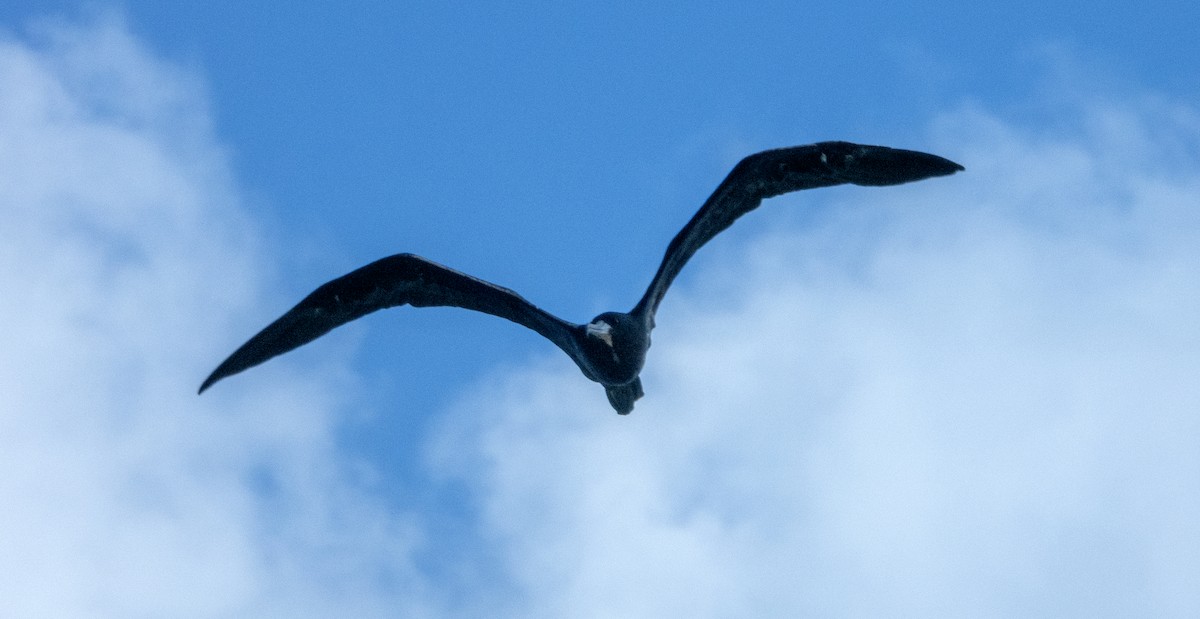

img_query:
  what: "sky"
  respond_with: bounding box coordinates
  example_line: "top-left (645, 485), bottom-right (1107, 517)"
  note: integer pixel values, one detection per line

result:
top-left (0, 2), bottom-right (1198, 617)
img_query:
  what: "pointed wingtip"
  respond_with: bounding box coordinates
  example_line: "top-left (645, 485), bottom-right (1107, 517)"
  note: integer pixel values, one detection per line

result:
top-left (195, 304), bottom-right (314, 397)
top-left (922, 149), bottom-right (965, 177)
top-left (895, 148), bottom-right (965, 181)
top-left (935, 159), bottom-right (966, 179)
top-left (198, 355), bottom-right (243, 395)
top-left (197, 373), bottom-right (219, 395)
top-left (848, 145), bottom-right (965, 186)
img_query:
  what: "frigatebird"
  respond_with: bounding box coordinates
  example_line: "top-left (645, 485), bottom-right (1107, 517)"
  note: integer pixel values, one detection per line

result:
top-left (199, 141), bottom-right (963, 413)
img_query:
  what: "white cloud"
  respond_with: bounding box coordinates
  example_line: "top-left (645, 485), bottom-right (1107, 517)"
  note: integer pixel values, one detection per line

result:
top-left (431, 90), bottom-right (1200, 615)
top-left (0, 16), bottom-right (435, 618)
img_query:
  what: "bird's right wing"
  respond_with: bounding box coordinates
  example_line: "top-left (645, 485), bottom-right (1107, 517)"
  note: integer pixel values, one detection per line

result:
top-left (632, 142), bottom-right (964, 319)
top-left (199, 253), bottom-right (580, 393)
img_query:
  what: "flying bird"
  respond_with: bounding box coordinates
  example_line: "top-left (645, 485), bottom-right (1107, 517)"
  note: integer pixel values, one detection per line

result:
top-left (199, 141), bottom-right (963, 413)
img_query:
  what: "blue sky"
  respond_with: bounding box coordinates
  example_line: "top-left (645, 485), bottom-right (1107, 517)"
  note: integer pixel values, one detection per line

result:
top-left (1, 2), bottom-right (1198, 616)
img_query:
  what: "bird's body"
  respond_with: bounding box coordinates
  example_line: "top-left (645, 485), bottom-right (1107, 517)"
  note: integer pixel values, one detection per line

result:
top-left (200, 141), bottom-right (963, 413)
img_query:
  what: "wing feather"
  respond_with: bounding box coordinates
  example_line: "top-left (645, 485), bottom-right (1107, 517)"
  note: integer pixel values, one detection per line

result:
top-left (199, 253), bottom-right (578, 393)
top-left (632, 142), bottom-right (963, 319)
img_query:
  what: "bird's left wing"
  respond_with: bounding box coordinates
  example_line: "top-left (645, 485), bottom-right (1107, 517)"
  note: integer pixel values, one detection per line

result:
top-left (632, 142), bottom-right (963, 320)
top-left (199, 253), bottom-right (580, 393)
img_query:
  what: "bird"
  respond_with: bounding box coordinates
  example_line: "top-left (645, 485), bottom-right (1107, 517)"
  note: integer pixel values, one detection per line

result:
top-left (199, 141), bottom-right (963, 414)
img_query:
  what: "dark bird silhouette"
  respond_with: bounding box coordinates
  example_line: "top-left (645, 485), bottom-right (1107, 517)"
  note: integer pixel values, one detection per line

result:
top-left (199, 141), bottom-right (963, 413)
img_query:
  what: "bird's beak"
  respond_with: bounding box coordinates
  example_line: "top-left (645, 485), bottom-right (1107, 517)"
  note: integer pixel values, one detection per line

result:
top-left (586, 321), bottom-right (614, 346)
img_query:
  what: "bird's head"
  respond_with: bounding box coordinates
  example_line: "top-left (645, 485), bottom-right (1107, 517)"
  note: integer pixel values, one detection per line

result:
top-left (585, 318), bottom-right (615, 347)
top-left (582, 311), bottom-right (649, 385)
